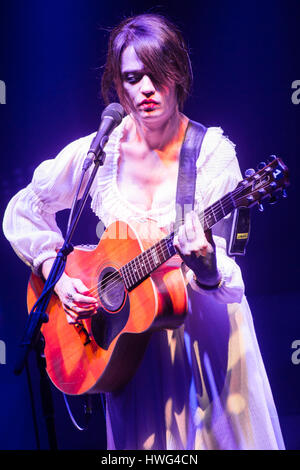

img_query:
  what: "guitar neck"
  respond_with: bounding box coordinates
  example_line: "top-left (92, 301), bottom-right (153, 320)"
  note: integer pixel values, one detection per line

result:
top-left (120, 191), bottom-right (236, 291)
top-left (119, 156), bottom-right (290, 290)
top-left (198, 190), bottom-right (236, 231)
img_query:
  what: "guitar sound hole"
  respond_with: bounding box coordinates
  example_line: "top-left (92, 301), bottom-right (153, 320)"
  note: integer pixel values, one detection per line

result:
top-left (98, 267), bottom-right (125, 312)
top-left (92, 267), bottom-right (129, 350)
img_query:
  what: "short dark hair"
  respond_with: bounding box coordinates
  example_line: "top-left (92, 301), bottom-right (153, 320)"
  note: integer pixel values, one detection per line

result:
top-left (101, 14), bottom-right (193, 111)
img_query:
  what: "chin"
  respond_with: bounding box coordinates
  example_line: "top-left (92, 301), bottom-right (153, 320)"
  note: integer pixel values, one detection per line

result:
top-left (139, 109), bottom-right (167, 122)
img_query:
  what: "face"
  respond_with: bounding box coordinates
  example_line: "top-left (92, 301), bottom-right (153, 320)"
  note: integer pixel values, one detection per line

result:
top-left (120, 45), bottom-right (178, 125)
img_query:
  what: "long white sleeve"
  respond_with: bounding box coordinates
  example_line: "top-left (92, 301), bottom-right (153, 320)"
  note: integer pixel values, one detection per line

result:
top-left (2, 133), bottom-right (95, 274)
top-left (188, 127), bottom-right (245, 304)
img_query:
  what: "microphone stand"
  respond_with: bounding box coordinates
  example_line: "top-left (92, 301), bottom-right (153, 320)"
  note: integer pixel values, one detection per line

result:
top-left (14, 145), bottom-right (107, 449)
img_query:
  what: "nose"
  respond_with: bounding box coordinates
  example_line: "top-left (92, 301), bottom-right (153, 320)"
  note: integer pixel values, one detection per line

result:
top-left (140, 75), bottom-right (155, 97)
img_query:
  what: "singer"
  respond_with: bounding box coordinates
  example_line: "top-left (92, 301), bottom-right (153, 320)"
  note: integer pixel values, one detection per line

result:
top-left (3, 14), bottom-right (284, 450)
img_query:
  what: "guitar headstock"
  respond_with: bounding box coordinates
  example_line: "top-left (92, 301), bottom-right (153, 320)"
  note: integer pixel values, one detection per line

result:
top-left (234, 156), bottom-right (290, 209)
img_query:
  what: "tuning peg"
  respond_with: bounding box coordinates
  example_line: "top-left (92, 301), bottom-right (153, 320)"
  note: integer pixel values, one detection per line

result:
top-left (258, 203), bottom-right (264, 212)
top-left (282, 189), bottom-right (288, 198)
top-left (269, 196), bottom-right (277, 205)
top-left (245, 168), bottom-right (255, 178)
top-left (268, 155), bottom-right (277, 162)
top-left (257, 161), bottom-right (267, 170)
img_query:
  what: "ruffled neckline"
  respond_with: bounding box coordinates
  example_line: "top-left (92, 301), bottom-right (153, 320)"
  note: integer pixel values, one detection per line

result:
top-left (95, 115), bottom-right (178, 222)
top-left (112, 116), bottom-right (174, 217)
top-left (90, 116), bottom-right (225, 228)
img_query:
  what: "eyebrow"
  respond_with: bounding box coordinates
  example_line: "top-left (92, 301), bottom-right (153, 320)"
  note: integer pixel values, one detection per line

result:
top-left (121, 68), bottom-right (146, 75)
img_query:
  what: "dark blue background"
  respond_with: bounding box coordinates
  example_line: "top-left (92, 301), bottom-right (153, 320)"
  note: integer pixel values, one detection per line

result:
top-left (0, 0), bottom-right (299, 450)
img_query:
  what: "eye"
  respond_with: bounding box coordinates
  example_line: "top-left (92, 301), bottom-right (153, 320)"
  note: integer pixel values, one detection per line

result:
top-left (123, 72), bottom-right (144, 84)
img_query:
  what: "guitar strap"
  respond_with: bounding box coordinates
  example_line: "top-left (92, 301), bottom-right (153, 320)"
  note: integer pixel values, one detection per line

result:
top-left (174, 119), bottom-right (207, 233)
top-left (174, 119), bottom-right (250, 255)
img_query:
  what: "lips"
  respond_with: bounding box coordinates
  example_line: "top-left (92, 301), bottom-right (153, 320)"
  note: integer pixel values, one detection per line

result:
top-left (138, 99), bottom-right (159, 107)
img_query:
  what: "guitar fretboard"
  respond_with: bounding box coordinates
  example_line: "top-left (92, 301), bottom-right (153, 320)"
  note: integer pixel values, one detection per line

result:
top-left (120, 190), bottom-right (236, 290)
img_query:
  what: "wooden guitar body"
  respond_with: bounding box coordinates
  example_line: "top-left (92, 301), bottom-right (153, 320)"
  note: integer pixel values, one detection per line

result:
top-left (27, 219), bottom-right (188, 395)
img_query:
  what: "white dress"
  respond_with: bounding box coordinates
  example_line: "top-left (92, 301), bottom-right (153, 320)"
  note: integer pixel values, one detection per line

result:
top-left (2, 116), bottom-right (285, 450)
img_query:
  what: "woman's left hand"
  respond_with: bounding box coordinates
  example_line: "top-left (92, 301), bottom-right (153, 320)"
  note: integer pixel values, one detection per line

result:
top-left (173, 210), bottom-right (221, 286)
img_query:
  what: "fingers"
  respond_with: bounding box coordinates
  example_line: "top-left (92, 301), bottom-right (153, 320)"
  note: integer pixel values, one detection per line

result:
top-left (57, 277), bottom-right (99, 324)
top-left (62, 286), bottom-right (98, 309)
top-left (72, 278), bottom-right (91, 295)
top-left (64, 304), bottom-right (98, 324)
top-left (64, 305), bottom-right (79, 324)
top-left (63, 302), bottom-right (98, 324)
top-left (184, 210), bottom-right (197, 242)
top-left (67, 291), bottom-right (98, 305)
top-left (64, 299), bottom-right (98, 325)
top-left (174, 211), bottom-right (213, 257)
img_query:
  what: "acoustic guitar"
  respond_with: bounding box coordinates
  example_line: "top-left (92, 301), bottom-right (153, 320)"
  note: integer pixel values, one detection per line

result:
top-left (27, 157), bottom-right (289, 395)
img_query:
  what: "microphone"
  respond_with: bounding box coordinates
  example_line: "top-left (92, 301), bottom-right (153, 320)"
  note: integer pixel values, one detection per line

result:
top-left (83, 102), bottom-right (125, 170)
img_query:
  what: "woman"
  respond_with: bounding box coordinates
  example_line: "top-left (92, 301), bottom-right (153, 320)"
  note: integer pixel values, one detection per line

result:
top-left (3, 14), bottom-right (284, 450)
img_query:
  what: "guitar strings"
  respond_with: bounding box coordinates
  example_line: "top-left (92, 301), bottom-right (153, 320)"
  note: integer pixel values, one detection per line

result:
top-left (87, 236), bottom-right (174, 298)
top-left (81, 170), bottom-right (277, 300)
top-left (86, 183), bottom-right (246, 297)
top-left (87, 235), bottom-right (173, 296)
top-left (84, 183), bottom-right (247, 299)
top-left (87, 183), bottom-right (245, 298)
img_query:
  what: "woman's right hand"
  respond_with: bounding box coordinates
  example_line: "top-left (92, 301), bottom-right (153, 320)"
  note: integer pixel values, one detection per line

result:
top-left (42, 258), bottom-right (99, 324)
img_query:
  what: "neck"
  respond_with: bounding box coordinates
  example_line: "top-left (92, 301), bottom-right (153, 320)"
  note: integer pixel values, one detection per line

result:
top-left (132, 108), bottom-right (183, 151)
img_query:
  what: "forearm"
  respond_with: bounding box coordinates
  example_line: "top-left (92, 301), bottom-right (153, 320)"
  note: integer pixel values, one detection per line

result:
top-left (189, 250), bottom-right (221, 287)
top-left (189, 242), bottom-right (245, 303)
top-left (190, 224), bottom-right (221, 286)
top-left (41, 257), bottom-right (70, 295)
top-left (41, 257), bottom-right (57, 280)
